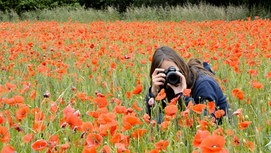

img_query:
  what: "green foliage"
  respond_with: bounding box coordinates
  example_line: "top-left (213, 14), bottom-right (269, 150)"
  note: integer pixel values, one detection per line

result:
top-left (0, 0), bottom-right (80, 15)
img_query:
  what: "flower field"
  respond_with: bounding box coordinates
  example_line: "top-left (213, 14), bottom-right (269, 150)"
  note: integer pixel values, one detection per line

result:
top-left (0, 18), bottom-right (270, 152)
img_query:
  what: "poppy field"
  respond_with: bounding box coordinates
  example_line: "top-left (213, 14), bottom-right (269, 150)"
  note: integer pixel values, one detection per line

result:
top-left (0, 18), bottom-right (270, 152)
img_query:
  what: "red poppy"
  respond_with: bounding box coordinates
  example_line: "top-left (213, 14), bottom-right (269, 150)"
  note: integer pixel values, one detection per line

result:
top-left (238, 121), bottom-right (252, 130)
top-left (199, 135), bottom-right (228, 153)
top-left (192, 104), bottom-right (206, 114)
top-left (213, 127), bottom-right (224, 136)
top-left (132, 84), bottom-right (143, 94)
top-left (169, 95), bottom-right (180, 105)
top-left (110, 133), bottom-right (130, 147)
top-left (207, 101), bottom-right (216, 114)
top-left (155, 88), bottom-right (166, 100)
top-left (155, 140), bottom-right (169, 152)
top-left (122, 115), bottom-right (143, 132)
top-left (1, 145), bottom-right (15, 153)
top-left (0, 126), bottom-right (10, 143)
top-left (23, 133), bottom-right (35, 143)
top-left (183, 88), bottom-right (191, 96)
top-left (16, 106), bottom-right (29, 121)
top-left (98, 113), bottom-right (118, 127)
top-left (60, 142), bottom-right (70, 150)
top-left (132, 129), bottom-right (147, 139)
top-left (132, 101), bottom-right (143, 111)
top-left (81, 122), bottom-right (93, 133)
top-left (215, 110), bottom-right (225, 118)
top-left (31, 140), bottom-right (48, 151)
top-left (66, 112), bottom-right (83, 129)
top-left (95, 96), bottom-right (109, 108)
top-left (82, 145), bottom-right (97, 153)
top-left (86, 133), bottom-right (103, 147)
top-left (165, 105), bottom-right (178, 116)
top-left (143, 113), bottom-right (150, 123)
top-left (126, 91), bottom-right (131, 98)
top-left (101, 145), bottom-right (111, 153)
top-left (192, 130), bottom-right (211, 148)
top-left (232, 108), bottom-right (242, 116)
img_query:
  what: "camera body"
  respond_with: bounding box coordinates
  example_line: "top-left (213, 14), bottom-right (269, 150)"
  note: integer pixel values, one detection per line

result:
top-left (158, 66), bottom-right (181, 85)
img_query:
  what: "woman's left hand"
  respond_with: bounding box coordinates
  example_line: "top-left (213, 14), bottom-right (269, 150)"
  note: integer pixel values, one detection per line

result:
top-left (167, 71), bottom-right (187, 95)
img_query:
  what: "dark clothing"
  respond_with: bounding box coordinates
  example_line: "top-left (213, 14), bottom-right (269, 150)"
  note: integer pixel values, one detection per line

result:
top-left (145, 62), bottom-right (230, 122)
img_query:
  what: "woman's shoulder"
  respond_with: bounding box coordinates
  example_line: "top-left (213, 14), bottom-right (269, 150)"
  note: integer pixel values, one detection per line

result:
top-left (194, 74), bottom-right (219, 90)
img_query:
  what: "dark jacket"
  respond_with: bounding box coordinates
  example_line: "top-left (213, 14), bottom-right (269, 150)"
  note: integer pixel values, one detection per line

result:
top-left (145, 62), bottom-right (230, 122)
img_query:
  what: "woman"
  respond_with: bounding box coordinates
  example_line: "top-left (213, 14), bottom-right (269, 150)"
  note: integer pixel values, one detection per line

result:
top-left (145, 46), bottom-right (230, 124)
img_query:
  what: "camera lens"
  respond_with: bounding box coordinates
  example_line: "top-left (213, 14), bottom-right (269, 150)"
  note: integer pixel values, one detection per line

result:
top-left (166, 72), bottom-right (180, 85)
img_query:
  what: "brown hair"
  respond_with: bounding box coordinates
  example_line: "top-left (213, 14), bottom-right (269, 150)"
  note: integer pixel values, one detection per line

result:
top-left (150, 46), bottom-right (218, 90)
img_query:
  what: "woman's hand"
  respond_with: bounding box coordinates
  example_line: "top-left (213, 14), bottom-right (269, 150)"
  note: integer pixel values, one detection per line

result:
top-left (151, 68), bottom-right (166, 96)
top-left (167, 71), bottom-right (187, 95)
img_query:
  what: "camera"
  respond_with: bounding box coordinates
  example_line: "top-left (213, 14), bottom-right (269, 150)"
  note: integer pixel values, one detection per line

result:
top-left (157, 66), bottom-right (181, 85)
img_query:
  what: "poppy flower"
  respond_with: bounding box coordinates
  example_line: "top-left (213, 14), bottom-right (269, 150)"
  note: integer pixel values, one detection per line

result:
top-left (126, 91), bottom-right (131, 98)
top-left (16, 106), bottom-right (29, 120)
top-left (60, 142), bottom-right (70, 150)
top-left (232, 108), bottom-right (242, 116)
top-left (0, 115), bottom-right (6, 125)
top-left (86, 133), bottom-right (103, 147)
top-left (31, 140), bottom-right (48, 151)
top-left (115, 143), bottom-right (130, 153)
top-left (1, 145), bottom-right (15, 153)
top-left (232, 88), bottom-right (244, 100)
top-left (183, 89), bottom-right (191, 96)
top-left (213, 127), bottom-right (224, 136)
top-left (192, 104), bottom-right (206, 114)
top-left (215, 110), bottom-right (225, 118)
top-left (82, 145), bottom-right (97, 153)
top-left (32, 122), bottom-right (45, 132)
top-left (110, 133), bottom-right (130, 147)
top-left (101, 145), bottom-right (111, 153)
top-left (143, 113), bottom-right (150, 123)
top-left (132, 85), bottom-right (143, 94)
top-left (113, 105), bottom-right (126, 114)
top-left (0, 126), bottom-right (10, 143)
top-left (155, 140), bottom-right (169, 152)
top-left (66, 112), bottom-right (83, 129)
top-left (98, 113), bottom-right (118, 127)
top-left (238, 121), bottom-right (252, 130)
top-left (165, 105), bottom-right (178, 116)
top-left (207, 101), bottom-right (216, 114)
top-left (169, 95), bottom-right (180, 105)
top-left (199, 135), bottom-right (228, 153)
top-left (132, 101), bottom-right (143, 111)
top-left (122, 115), bottom-right (143, 132)
top-left (252, 83), bottom-right (264, 89)
top-left (82, 122), bottom-right (94, 133)
top-left (132, 129), bottom-right (147, 139)
top-left (95, 96), bottom-right (109, 108)
top-left (192, 130), bottom-right (211, 148)
top-left (23, 133), bottom-right (35, 143)
top-left (155, 88), bottom-right (166, 100)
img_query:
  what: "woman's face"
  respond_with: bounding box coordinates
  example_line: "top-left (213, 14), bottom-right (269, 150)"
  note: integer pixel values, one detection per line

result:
top-left (159, 60), bottom-right (180, 71)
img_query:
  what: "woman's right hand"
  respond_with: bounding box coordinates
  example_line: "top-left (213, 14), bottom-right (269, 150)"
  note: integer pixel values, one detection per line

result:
top-left (151, 68), bottom-right (166, 96)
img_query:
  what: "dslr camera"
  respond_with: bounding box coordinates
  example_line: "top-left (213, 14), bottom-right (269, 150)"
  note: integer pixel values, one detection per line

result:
top-left (157, 66), bottom-right (181, 85)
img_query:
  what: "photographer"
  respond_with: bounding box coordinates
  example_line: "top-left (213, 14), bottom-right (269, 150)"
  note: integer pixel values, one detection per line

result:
top-left (145, 46), bottom-right (230, 124)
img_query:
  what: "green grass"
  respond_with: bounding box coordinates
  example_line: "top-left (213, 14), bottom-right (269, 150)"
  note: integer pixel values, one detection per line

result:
top-left (0, 2), bottom-right (270, 23)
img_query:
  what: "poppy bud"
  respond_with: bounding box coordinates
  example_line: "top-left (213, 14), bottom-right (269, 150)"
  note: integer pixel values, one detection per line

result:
top-left (43, 93), bottom-right (50, 98)
top-left (61, 122), bottom-right (67, 128)
top-left (126, 108), bottom-right (133, 113)
top-left (81, 132), bottom-right (86, 138)
top-left (74, 110), bottom-right (80, 117)
top-left (148, 98), bottom-right (155, 106)
top-left (73, 126), bottom-right (78, 134)
top-left (72, 86), bottom-right (76, 91)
